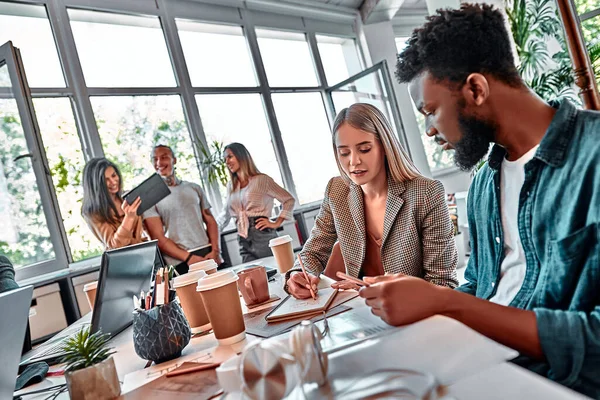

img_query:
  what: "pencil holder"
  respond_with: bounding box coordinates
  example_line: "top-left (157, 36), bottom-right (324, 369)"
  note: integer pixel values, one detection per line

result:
top-left (133, 301), bottom-right (191, 364)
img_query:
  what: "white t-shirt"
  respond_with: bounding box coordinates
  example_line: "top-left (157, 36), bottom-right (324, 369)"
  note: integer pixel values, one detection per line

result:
top-left (143, 181), bottom-right (211, 265)
top-left (489, 145), bottom-right (539, 306)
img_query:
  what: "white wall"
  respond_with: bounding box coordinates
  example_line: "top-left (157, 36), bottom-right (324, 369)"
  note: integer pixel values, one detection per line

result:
top-left (356, 19), bottom-right (432, 177)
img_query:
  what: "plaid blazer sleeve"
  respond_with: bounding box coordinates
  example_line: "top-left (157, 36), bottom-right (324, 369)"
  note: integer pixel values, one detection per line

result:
top-left (294, 178), bottom-right (338, 276)
top-left (421, 180), bottom-right (459, 288)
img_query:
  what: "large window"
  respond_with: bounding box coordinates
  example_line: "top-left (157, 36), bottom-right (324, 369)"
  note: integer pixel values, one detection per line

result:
top-left (256, 29), bottom-right (318, 87)
top-left (0, 0), bottom-right (375, 275)
top-left (177, 21), bottom-right (257, 87)
top-left (316, 34), bottom-right (361, 85)
top-left (195, 94), bottom-right (282, 191)
top-left (574, 1), bottom-right (600, 86)
top-left (34, 98), bottom-right (103, 262)
top-left (0, 96), bottom-right (55, 267)
top-left (92, 96), bottom-right (201, 188)
top-left (69, 10), bottom-right (176, 87)
top-left (272, 93), bottom-right (338, 205)
top-left (0, 2), bottom-right (64, 87)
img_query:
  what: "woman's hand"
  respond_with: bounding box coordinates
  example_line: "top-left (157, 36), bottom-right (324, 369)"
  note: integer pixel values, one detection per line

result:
top-left (122, 197), bottom-right (142, 219)
top-left (287, 271), bottom-right (320, 299)
top-left (255, 217), bottom-right (280, 231)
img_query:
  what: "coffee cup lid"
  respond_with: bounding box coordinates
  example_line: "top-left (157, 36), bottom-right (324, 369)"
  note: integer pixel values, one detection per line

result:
top-left (189, 259), bottom-right (218, 272)
top-left (83, 281), bottom-right (97, 291)
top-left (173, 270), bottom-right (207, 288)
top-left (196, 270), bottom-right (239, 291)
top-left (269, 235), bottom-right (292, 247)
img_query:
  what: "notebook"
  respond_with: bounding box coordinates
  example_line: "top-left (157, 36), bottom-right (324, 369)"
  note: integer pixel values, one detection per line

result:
top-left (123, 173), bottom-right (171, 216)
top-left (265, 287), bottom-right (339, 322)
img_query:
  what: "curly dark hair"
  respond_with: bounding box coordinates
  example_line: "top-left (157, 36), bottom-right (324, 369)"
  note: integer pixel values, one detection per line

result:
top-left (396, 3), bottom-right (522, 87)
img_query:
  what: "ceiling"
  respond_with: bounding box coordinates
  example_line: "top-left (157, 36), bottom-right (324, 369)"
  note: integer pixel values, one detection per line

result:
top-left (300, 0), bottom-right (427, 17)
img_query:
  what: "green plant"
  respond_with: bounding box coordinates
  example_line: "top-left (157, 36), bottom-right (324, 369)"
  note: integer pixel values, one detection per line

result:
top-left (197, 140), bottom-right (229, 187)
top-left (506, 0), bottom-right (600, 103)
top-left (506, 0), bottom-right (579, 103)
top-left (60, 327), bottom-right (114, 372)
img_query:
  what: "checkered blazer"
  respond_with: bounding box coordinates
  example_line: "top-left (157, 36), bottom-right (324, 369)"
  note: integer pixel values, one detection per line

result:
top-left (296, 176), bottom-right (458, 288)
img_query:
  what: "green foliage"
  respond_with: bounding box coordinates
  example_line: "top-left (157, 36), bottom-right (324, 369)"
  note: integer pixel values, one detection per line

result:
top-left (197, 140), bottom-right (229, 187)
top-left (60, 326), bottom-right (114, 372)
top-left (506, 0), bottom-right (580, 103)
top-left (506, 0), bottom-right (600, 102)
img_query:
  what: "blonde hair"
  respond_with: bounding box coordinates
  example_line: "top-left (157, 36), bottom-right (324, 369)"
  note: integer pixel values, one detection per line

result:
top-left (224, 142), bottom-right (261, 192)
top-left (332, 103), bottom-right (422, 184)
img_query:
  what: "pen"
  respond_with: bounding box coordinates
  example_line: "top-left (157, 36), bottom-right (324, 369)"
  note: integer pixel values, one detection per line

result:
top-left (297, 254), bottom-right (317, 300)
top-left (145, 293), bottom-right (151, 311)
top-left (166, 362), bottom-right (221, 378)
top-left (335, 271), bottom-right (370, 287)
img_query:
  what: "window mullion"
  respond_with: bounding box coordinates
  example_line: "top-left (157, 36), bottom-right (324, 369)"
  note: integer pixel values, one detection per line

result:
top-left (46, 0), bottom-right (104, 161)
top-left (242, 9), bottom-right (299, 202)
top-left (157, 0), bottom-right (223, 211)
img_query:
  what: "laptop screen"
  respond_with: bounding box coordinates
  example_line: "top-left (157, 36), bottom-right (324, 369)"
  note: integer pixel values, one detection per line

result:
top-left (91, 240), bottom-right (163, 338)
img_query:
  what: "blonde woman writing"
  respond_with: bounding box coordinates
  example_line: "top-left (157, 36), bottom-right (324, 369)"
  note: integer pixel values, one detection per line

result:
top-left (218, 143), bottom-right (295, 262)
top-left (285, 103), bottom-right (458, 299)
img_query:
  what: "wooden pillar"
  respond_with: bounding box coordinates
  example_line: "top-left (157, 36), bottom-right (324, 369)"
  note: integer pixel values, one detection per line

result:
top-left (555, 0), bottom-right (600, 110)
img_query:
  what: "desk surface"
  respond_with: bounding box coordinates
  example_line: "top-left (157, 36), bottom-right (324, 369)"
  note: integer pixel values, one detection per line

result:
top-left (15, 256), bottom-right (589, 400)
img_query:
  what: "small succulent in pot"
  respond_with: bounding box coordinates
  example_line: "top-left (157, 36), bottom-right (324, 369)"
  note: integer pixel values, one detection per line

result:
top-left (60, 327), bottom-right (120, 400)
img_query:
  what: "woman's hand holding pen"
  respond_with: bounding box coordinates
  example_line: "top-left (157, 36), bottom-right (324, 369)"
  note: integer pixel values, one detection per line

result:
top-left (288, 272), bottom-right (320, 299)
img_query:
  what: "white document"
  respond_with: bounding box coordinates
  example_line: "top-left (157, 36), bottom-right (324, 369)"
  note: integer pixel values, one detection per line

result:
top-left (325, 308), bottom-right (519, 385)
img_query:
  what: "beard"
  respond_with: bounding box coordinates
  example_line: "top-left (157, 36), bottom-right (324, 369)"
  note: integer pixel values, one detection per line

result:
top-left (453, 111), bottom-right (497, 171)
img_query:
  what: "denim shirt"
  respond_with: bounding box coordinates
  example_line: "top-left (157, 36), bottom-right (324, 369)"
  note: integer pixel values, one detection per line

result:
top-left (457, 100), bottom-right (600, 398)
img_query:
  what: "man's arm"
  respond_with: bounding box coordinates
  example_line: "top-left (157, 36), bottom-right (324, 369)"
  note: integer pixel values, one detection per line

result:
top-left (202, 208), bottom-right (220, 262)
top-left (360, 274), bottom-right (544, 360)
top-left (145, 216), bottom-right (196, 263)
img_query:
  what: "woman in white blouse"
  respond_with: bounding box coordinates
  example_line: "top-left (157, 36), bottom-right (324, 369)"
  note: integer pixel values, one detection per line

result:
top-left (218, 143), bottom-right (295, 262)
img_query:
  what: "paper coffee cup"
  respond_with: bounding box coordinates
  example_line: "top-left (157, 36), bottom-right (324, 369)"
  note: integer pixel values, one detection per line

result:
top-left (269, 235), bottom-right (295, 274)
top-left (190, 259), bottom-right (218, 274)
top-left (83, 281), bottom-right (98, 310)
top-left (196, 271), bottom-right (246, 345)
top-left (173, 270), bottom-right (211, 333)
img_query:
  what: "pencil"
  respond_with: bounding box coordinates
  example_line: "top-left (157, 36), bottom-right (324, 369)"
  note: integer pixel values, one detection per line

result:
top-left (297, 254), bottom-right (317, 300)
top-left (336, 271), bottom-right (370, 287)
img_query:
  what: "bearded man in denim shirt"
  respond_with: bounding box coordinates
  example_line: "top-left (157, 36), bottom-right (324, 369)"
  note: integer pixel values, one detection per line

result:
top-left (359, 4), bottom-right (600, 398)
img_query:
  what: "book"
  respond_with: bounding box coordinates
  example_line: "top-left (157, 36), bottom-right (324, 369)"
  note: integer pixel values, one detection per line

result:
top-left (123, 173), bottom-right (171, 216)
top-left (265, 287), bottom-right (339, 322)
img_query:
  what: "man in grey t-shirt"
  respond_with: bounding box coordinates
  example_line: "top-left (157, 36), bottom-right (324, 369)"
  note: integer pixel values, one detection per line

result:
top-left (144, 145), bottom-right (220, 268)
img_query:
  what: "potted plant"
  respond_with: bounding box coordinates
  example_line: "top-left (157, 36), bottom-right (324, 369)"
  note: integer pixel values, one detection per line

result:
top-left (197, 140), bottom-right (229, 187)
top-left (60, 326), bottom-right (120, 400)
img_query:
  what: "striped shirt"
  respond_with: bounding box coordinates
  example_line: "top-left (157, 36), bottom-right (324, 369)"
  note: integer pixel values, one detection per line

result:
top-left (217, 174), bottom-right (295, 238)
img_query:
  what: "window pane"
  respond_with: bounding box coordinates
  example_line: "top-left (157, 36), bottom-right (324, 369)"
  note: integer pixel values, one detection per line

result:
top-left (316, 35), bottom-right (361, 86)
top-left (69, 10), bottom-right (176, 87)
top-left (177, 21), bottom-right (256, 87)
top-left (256, 29), bottom-right (317, 87)
top-left (196, 94), bottom-right (282, 199)
top-left (0, 70), bottom-right (55, 267)
top-left (0, 2), bottom-right (65, 87)
top-left (574, 0), bottom-right (599, 16)
top-left (582, 15), bottom-right (600, 44)
top-left (272, 93), bottom-right (337, 204)
top-left (395, 36), bottom-right (409, 53)
top-left (34, 98), bottom-right (103, 261)
top-left (92, 96), bottom-right (201, 190)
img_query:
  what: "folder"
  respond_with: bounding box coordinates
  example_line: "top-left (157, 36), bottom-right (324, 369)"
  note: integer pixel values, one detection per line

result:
top-left (123, 173), bottom-right (171, 216)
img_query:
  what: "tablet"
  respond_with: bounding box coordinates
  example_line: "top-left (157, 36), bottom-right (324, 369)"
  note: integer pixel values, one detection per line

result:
top-left (123, 173), bottom-right (171, 216)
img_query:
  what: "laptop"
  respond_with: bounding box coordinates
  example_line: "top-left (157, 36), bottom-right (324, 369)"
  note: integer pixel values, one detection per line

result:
top-left (20, 240), bottom-right (163, 367)
top-left (0, 285), bottom-right (33, 399)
